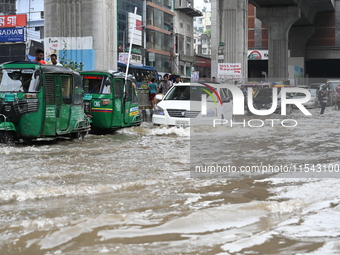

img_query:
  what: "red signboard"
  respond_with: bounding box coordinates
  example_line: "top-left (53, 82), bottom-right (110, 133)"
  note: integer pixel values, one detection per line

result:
top-left (0, 14), bottom-right (27, 28)
top-left (195, 56), bottom-right (211, 68)
top-left (136, 20), bottom-right (143, 31)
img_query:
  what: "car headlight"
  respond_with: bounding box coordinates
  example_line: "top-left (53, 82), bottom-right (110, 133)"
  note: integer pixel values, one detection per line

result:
top-left (203, 108), bottom-right (217, 117)
top-left (154, 105), bottom-right (164, 115)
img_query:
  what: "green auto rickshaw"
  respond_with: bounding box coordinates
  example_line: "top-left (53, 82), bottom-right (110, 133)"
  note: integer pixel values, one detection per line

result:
top-left (80, 71), bottom-right (141, 133)
top-left (0, 61), bottom-right (91, 144)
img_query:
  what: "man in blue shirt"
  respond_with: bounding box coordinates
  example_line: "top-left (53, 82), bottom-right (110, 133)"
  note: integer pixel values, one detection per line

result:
top-left (148, 78), bottom-right (158, 110)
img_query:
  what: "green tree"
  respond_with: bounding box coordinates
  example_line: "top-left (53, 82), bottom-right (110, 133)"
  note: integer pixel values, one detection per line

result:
top-left (203, 29), bottom-right (211, 38)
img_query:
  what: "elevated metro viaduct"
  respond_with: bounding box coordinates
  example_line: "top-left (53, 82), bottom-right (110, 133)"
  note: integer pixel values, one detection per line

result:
top-left (212, 0), bottom-right (337, 82)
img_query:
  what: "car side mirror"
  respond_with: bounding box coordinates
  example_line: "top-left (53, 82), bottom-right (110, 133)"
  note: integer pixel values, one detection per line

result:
top-left (155, 94), bottom-right (164, 100)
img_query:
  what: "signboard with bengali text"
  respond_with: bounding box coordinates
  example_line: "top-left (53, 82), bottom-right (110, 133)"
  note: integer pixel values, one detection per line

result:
top-left (218, 63), bottom-right (242, 79)
top-left (0, 14), bottom-right (27, 28)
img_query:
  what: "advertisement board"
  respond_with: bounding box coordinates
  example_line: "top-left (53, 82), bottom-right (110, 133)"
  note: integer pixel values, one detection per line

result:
top-left (128, 13), bottom-right (142, 46)
top-left (44, 36), bottom-right (94, 71)
top-left (218, 63), bottom-right (242, 79)
top-left (247, 50), bottom-right (268, 60)
top-left (0, 27), bottom-right (25, 42)
top-left (0, 14), bottom-right (27, 28)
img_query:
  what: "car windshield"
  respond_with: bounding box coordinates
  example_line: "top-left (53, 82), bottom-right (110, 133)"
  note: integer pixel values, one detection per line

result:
top-left (82, 75), bottom-right (111, 94)
top-left (309, 90), bottom-right (317, 97)
top-left (164, 85), bottom-right (230, 102)
top-left (254, 89), bottom-right (274, 99)
top-left (0, 68), bottom-right (41, 92)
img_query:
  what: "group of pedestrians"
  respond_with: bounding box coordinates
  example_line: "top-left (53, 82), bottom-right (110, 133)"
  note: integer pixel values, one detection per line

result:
top-left (148, 74), bottom-right (182, 111)
top-left (33, 48), bottom-right (62, 66)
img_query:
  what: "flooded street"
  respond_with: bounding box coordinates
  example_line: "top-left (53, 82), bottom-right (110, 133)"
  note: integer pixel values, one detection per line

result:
top-left (1, 108), bottom-right (340, 254)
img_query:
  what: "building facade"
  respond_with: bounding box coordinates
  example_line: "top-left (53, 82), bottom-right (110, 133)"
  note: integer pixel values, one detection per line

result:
top-left (117, 0), bottom-right (144, 66)
top-left (16, 0), bottom-right (44, 42)
top-left (248, 2), bottom-right (340, 82)
top-left (144, 0), bottom-right (175, 74)
top-left (193, 4), bottom-right (212, 79)
top-left (0, 0), bottom-right (16, 15)
top-left (194, 6), bottom-right (211, 55)
top-left (173, 0), bottom-right (202, 77)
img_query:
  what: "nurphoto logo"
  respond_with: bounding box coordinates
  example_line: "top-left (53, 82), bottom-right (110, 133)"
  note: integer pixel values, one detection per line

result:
top-left (200, 85), bottom-right (312, 128)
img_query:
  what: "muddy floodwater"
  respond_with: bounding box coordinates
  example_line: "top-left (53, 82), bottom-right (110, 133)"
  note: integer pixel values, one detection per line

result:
top-left (1, 108), bottom-right (340, 255)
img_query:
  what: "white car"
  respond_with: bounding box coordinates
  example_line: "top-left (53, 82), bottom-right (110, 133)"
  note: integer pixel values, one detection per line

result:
top-left (292, 89), bottom-right (319, 108)
top-left (152, 83), bottom-right (232, 127)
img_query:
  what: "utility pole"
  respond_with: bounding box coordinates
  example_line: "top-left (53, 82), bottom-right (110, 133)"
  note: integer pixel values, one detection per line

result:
top-left (169, 22), bottom-right (174, 74)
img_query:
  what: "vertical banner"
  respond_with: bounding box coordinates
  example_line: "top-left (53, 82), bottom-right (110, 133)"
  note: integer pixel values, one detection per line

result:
top-left (191, 71), bottom-right (199, 82)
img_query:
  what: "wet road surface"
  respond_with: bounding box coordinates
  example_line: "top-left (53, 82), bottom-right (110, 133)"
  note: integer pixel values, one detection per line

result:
top-left (1, 107), bottom-right (340, 254)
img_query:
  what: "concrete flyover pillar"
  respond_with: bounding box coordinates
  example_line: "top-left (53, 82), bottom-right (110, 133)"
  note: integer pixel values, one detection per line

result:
top-left (211, 0), bottom-right (248, 82)
top-left (44, 0), bottom-right (117, 70)
top-left (257, 6), bottom-right (301, 81)
top-left (289, 26), bottom-right (315, 57)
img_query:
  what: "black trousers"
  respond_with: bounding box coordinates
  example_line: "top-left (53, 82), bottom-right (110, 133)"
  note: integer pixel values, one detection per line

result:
top-left (320, 102), bottom-right (326, 114)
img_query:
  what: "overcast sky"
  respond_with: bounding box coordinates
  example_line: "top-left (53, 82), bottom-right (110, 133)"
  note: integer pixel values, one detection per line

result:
top-left (194, 0), bottom-right (211, 10)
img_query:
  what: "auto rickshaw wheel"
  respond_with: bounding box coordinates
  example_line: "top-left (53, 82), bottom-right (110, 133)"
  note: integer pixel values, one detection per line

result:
top-left (1, 131), bottom-right (16, 145)
top-left (71, 132), bottom-right (86, 140)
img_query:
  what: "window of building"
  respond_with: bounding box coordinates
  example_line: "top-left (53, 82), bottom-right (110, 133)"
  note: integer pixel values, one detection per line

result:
top-left (152, 0), bottom-right (173, 10)
top-left (164, 12), bottom-right (173, 32)
top-left (180, 19), bottom-right (183, 28)
top-left (146, 30), bottom-right (172, 53)
top-left (187, 22), bottom-right (190, 31)
top-left (147, 53), bottom-right (170, 73)
top-left (186, 36), bottom-right (191, 55)
top-left (186, 66), bottom-right (191, 77)
top-left (164, 0), bottom-right (172, 9)
top-left (202, 48), bottom-right (207, 54)
top-left (147, 6), bottom-right (153, 26)
top-left (180, 65), bottom-right (185, 75)
top-left (178, 34), bottom-right (184, 54)
top-left (154, 8), bottom-right (163, 28)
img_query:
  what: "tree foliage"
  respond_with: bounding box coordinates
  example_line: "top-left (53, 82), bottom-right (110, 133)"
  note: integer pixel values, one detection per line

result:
top-left (203, 29), bottom-right (211, 38)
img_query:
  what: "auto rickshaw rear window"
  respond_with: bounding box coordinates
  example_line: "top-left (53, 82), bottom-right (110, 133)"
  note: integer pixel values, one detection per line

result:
top-left (0, 68), bottom-right (41, 93)
top-left (83, 75), bottom-right (111, 94)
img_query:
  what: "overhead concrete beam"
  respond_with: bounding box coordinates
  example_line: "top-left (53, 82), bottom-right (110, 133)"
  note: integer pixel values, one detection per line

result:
top-left (257, 6), bottom-right (301, 80)
top-left (250, 0), bottom-right (334, 25)
top-left (289, 26), bottom-right (315, 57)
